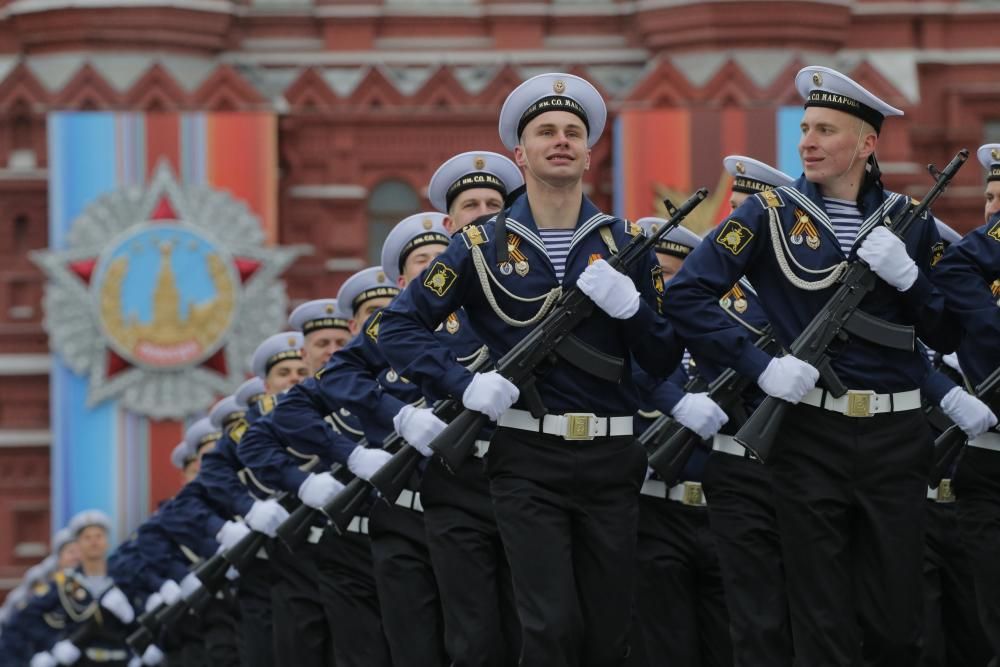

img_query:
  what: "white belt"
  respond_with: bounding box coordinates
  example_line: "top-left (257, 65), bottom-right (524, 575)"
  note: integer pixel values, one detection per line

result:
top-left (498, 408), bottom-right (633, 440)
top-left (473, 439), bottom-right (490, 458)
top-left (968, 431), bottom-right (1000, 452)
top-left (85, 648), bottom-right (128, 661)
top-left (640, 479), bottom-right (706, 506)
top-left (711, 433), bottom-right (755, 458)
top-left (346, 516), bottom-right (369, 535)
top-left (927, 479), bottom-right (955, 503)
top-left (800, 388), bottom-right (921, 418)
top-left (307, 525), bottom-right (325, 544)
top-left (395, 489), bottom-right (424, 512)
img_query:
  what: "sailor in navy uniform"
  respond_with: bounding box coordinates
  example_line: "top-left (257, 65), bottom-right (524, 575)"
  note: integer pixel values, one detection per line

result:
top-left (931, 145), bottom-right (1000, 659)
top-left (629, 220), bottom-right (733, 667)
top-left (288, 299), bottom-right (352, 375)
top-left (379, 72), bottom-right (682, 666)
top-left (238, 326), bottom-right (393, 667)
top-left (26, 511), bottom-right (135, 667)
top-left (665, 66), bottom-right (967, 665)
top-left (693, 156), bottom-right (796, 667)
top-left (331, 200), bottom-right (517, 666)
top-left (197, 376), bottom-right (277, 667)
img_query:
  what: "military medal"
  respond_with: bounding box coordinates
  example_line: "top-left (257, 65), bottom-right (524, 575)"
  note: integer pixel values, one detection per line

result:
top-left (991, 279), bottom-right (1000, 306)
top-left (514, 260), bottom-right (529, 277)
top-left (499, 262), bottom-right (513, 276)
top-left (507, 233), bottom-right (530, 277)
top-left (791, 209), bottom-right (820, 251)
top-left (720, 297), bottom-right (732, 309)
top-left (734, 298), bottom-right (748, 313)
top-left (386, 369), bottom-right (399, 383)
top-left (790, 234), bottom-right (803, 246)
top-left (445, 313), bottom-right (460, 334)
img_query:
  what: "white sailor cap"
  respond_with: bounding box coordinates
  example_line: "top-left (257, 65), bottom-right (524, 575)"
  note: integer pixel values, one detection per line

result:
top-left (69, 509), bottom-right (112, 536)
top-left (428, 151), bottom-right (524, 213)
top-left (251, 331), bottom-right (304, 379)
top-left (23, 563), bottom-right (48, 585)
top-left (52, 527), bottom-right (75, 555)
top-left (336, 267), bottom-right (401, 317)
top-left (208, 396), bottom-right (244, 430)
top-left (234, 377), bottom-right (267, 410)
top-left (288, 299), bottom-right (350, 336)
top-left (795, 65), bottom-right (903, 134)
top-left (380, 213), bottom-right (451, 285)
top-left (498, 72), bottom-right (607, 151)
top-left (723, 155), bottom-right (795, 194)
top-left (934, 218), bottom-right (962, 246)
top-left (170, 440), bottom-right (193, 470)
top-left (184, 417), bottom-right (221, 453)
top-left (977, 144), bottom-right (1000, 183)
top-left (635, 218), bottom-right (703, 259)
top-left (39, 554), bottom-right (57, 575)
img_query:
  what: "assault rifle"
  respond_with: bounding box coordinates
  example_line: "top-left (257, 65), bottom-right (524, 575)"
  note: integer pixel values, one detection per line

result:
top-left (929, 363), bottom-right (1000, 487)
top-left (644, 325), bottom-right (778, 482)
top-left (735, 150), bottom-right (969, 461)
top-left (425, 189), bottom-right (709, 471)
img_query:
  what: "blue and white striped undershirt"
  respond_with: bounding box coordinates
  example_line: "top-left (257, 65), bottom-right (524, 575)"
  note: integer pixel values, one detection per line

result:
top-left (823, 196), bottom-right (864, 255)
top-left (538, 228), bottom-right (574, 282)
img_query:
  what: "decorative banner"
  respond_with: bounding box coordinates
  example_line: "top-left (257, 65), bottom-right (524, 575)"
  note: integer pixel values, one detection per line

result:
top-left (613, 106), bottom-right (804, 231)
top-left (35, 112), bottom-right (304, 537)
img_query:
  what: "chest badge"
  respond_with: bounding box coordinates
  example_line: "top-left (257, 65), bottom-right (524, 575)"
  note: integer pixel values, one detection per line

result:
top-left (991, 278), bottom-right (1000, 306)
top-left (505, 233), bottom-right (530, 277)
top-left (720, 283), bottom-right (748, 313)
top-left (445, 312), bottom-right (460, 334)
top-left (790, 209), bottom-right (820, 250)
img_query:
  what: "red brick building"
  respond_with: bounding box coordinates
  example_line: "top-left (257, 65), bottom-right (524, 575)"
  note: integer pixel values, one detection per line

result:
top-left (1, 0), bottom-right (999, 594)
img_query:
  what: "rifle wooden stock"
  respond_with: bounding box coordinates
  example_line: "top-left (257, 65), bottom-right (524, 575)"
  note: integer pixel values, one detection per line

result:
top-left (929, 363), bottom-right (1000, 487)
top-left (735, 150), bottom-right (970, 461)
top-left (427, 190), bottom-right (709, 467)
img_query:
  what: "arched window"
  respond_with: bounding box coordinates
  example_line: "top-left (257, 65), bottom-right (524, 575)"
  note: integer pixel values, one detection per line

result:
top-left (367, 179), bottom-right (419, 266)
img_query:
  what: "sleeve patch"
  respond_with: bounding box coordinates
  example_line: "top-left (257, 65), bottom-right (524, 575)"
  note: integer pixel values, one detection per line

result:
top-left (461, 225), bottom-right (490, 249)
top-left (988, 218), bottom-right (1000, 243)
top-left (930, 241), bottom-right (945, 267)
top-left (651, 265), bottom-right (665, 295)
top-left (365, 311), bottom-right (383, 342)
top-left (758, 190), bottom-right (783, 208)
top-left (423, 261), bottom-right (458, 297)
top-left (229, 419), bottom-right (248, 444)
top-left (716, 219), bottom-right (755, 256)
top-left (257, 394), bottom-right (276, 415)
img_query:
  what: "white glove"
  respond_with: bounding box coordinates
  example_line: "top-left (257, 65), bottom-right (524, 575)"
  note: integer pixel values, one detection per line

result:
top-left (857, 226), bottom-right (918, 291)
top-left (225, 566), bottom-right (239, 581)
top-left (941, 386), bottom-right (998, 439)
top-left (576, 259), bottom-right (641, 319)
top-left (297, 472), bottom-right (345, 509)
top-left (215, 520), bottom-right (251, 551)
top-left (51, 640), bottom-right (80, 665)
top-left (179, 572), bottom-right (202, 600)
top-left (942, 353), bottom-right (962, 374)
top-left (462, 371), bottom-right (520, 422)
top-left (144, 592), bottom-right (163, 614)
top-left (392, 406), bottom-right (446, 457)
top-left (757, 356), bottom-right (819, 403)
top-left (30, 653), bottom-right (57, 667)
top-left (670, 392), bottom-right (729, 439)
top-left (158, 579), bottom-right (181, 606)
top-left (347, 445), bottom-right (394, 479)
top-left (129, 657), bottom-right (142, 667)
top-left (99, 586), bottom-right (134, 624)
top-left (244, 498), bottom-right (289, 538)
top-left (141, 645), bottom-right (165, 666)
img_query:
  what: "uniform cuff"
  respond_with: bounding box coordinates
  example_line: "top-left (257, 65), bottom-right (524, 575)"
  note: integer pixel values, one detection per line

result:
top-left (624, 299), bottom-right (657, 333)
top-left (281, 468), bottom-right (310, 494)
top-left (205, 515), bottom-right (225, 540)
top-left (733, 345), bottom-right (772, 381)
top-left (900, 271), bottom-right (933, 306)
top-left (233, 495), bottom-right (254, 519)
top-left (442, 364), bottom-right (475, 400)
top-left (923, 370), bottom-right (957, 406)
top-left (374, 395), bottom-right (408, 433)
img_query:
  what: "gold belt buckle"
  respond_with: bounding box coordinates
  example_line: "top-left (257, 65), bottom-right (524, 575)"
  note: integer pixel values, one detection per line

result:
top-left (845, 390), bottom-right (876, 418)
top-left (938, 478), bottom-right (955, 503)
top-left (682, 481), bottom-right (704, 506)
top-left (563, 413), bottom-right (596, 440)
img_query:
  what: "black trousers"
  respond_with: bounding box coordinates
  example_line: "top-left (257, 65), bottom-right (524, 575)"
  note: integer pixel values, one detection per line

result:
top-left (703, 451), bottom-right (793, 667)
top-left (954, 445), bottom-right (1000, 660)
top-left (315, 528), bottom-right (393, 667)
top-left (485, 427), bottom-right (647, 667)
top-left (268, 535), bottom-right (337, 667)
top-left (236, 555), bottom-right (277, 667)
top-left (633, 493), bottom-right (733, 667)
top-left (368, 498), bottom-right (448, 667)
top-left (199, 590), bottom-right (240, 667)
top-left (768, 404), bottom-right (930, 667)
top-left (164, 612), bottom-right (207, 667)
top-left (920, 498), bottom-right (993, 667)
top-left (421, 457), bottom-right (520, 667)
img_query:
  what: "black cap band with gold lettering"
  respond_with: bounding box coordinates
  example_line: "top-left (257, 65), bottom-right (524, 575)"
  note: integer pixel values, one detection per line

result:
top-left (302, 317), bottom-right (350, 334)
top-left (732, 177), bottom-right (775, 195)
top-left (352, 286), bottom-right (401, 312)
top-left (654, 240), bottom-right (695, 259)
top-left (265, 349), bottom-right (302, 375)
top-left (805, 90), bottom-right (884, 134)
top-left (517, 96), bottom-right (589, 140)
top-left (445, 172), bottom-right (507, 210)
top-left (989, 165), bottom-right (1000, 183)
top-left (398, 232), bottom-right (450, 274)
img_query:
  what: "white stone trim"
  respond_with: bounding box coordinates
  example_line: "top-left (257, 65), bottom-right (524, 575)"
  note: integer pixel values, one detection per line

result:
top-left (0, 355), bottom-right (50, 375)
